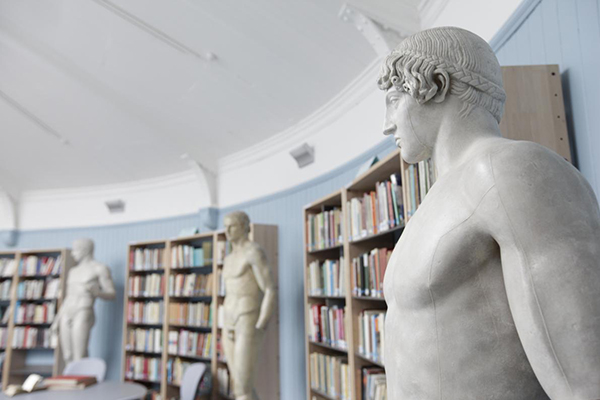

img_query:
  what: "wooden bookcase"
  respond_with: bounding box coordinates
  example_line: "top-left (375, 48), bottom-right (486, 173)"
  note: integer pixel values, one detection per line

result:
top-left (122, 225), bottom-right (279, 400)
top-left (1, 248), bottom-right (74, 390)
top-left (122, 239), bottom-right (169, 400)
top-left (304, 151), bottom-right (403, 400)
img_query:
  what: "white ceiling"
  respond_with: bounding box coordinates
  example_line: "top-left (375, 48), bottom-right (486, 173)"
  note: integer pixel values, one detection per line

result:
top-left (0, 0), bottom-right (425, 192)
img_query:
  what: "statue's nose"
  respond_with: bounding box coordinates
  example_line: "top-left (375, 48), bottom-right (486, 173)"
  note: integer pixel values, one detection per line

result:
top-left (383, 124), bottom-right (396, 136)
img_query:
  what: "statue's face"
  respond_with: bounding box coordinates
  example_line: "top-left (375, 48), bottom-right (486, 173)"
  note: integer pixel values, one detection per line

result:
top-left (72, 240), bottom-right (92, 263)
top-left (224, 217), bottom-right (247, 242)
top-left (383, 87), bottom-right (434, 164)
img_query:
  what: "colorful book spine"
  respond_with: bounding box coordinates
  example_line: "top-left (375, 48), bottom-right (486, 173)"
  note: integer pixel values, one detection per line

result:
top-left (128, 274), bottom-right (164, 297)
top-left (130, 248), bottom-right (164, 271)
top-left (125, 328), bottom-right (163, 353)
top-left (307, 258), bottom-right (345, 297)
top-left (308, 305), bottom-right (347, 349)
top-left (168, 273), bottom-right (213, 297)
top-left (307, 208), bottom-right (343, 251)
top-left (351, 248), bottom-right (392, 298)
top-left (127, 301), bottom-right (164, 324)
top-left (124, 355), bottom-right (162, 382)
top-left (309, 352), bottom-right (351, 400)
top-left (357, 310), bottom-right (386, 364)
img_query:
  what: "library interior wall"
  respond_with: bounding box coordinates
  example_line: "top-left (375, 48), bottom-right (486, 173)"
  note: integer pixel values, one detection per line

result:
top-left (1, 0), bottom-right (600, 399)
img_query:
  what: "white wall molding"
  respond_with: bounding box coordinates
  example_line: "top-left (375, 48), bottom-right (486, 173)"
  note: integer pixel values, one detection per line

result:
top-left (217, 57), bottom-right (381, 173)
top-left (18, 170), bottom-right (207, 230)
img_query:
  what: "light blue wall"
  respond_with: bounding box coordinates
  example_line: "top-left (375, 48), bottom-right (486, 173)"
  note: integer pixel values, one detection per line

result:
top-left (492, 0), bottom-right (600, 195)
top-left (1, 1), bottom-right (599, 397)
top-left (0, 138), bottom-right (397, 399)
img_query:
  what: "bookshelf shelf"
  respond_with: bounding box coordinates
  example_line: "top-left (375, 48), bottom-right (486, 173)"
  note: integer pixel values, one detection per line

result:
top-left (307, 295), bottom-right (346, 301)
top-left (348, 224), bottom-right (404, 245)
top-left (122, 225), bottom-right (279, 400)
top-left (309, 340), bottom-right (348, 354)
top-left (168, 354), bottom-right (212, 363)
top-left (308, 244), bottom-right (343, 255)
top-left (355, 352), bottom-right (384, 369)
top-left (1, 249), bottom-right (73, 391)
top-left (128, 269), bottom-right (165, 275)
top-left (311, 387), bottom-right (340, 400)
top-left (352, 296), bottom-right (385, 302)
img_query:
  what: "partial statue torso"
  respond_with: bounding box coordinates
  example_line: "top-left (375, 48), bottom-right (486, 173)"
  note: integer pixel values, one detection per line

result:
top-left (223, 242), bottom-right (264, 328)
top-left (384, 138), bottom-right (599, 399)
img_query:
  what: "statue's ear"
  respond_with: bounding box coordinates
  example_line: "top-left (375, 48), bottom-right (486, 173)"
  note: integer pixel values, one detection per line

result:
top-left (433, 69), bottom-right (450, 103)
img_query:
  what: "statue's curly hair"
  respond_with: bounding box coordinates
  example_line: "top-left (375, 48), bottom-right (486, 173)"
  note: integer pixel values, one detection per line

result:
top-left (378, 27), bottom-right (506, 123)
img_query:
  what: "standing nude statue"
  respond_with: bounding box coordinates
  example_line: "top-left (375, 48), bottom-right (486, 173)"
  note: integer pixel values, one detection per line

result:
top-left (50, 238), bottom-right (116, 364)
top-left (379, 27), bottom-right (600, 399)
top-left (222, 212), bottom-right (276, 400)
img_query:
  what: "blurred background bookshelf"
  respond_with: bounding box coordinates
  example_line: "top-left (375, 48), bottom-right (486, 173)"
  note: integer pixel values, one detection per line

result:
top-left (123, 226), bottom-right (279, 400)
top-left (1, 248), bottom-right (74, 391)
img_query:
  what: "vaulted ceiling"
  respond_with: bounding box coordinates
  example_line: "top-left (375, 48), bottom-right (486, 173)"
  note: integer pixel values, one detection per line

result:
top-left (0, 0), bottom-right (428, 192)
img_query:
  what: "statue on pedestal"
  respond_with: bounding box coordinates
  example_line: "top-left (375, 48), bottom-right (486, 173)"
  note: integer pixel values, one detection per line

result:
top-left (51, 238), bottom-right (116, 364)
top-left (379, 27), bottom-right (600, 399)
top-left (222, 212), bottom-right (276, 400)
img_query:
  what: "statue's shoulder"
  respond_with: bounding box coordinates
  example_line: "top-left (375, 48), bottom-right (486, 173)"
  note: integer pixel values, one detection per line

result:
top-left (490, 139), bottom-right (567, 167)
top-left (245, 242), bottom-right (266, 261)
top-left (91, 261), bottom-right (111, 275)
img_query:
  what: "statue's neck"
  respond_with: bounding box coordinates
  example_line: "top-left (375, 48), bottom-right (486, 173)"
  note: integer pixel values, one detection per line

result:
top-left (231, 237), bottom-right (250, 252)
top-left (432, 108), bottom-right (502, 177)
top-left (75, 255), bottom-right (94, 266)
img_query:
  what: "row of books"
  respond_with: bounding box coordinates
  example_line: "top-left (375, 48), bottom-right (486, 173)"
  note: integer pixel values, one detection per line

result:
top-left (12, 326), bottom-right (52, 349)
top-left (127, 301), bottom-right (163, 325)
top-left (167, 330), bottom-right (212, 359)
top-left (17, 279), bottom-right (60, 300)
top-left (128, 274), bottom-right (164, 298)
top-left (358, 310), bottom-right (385, 364)
top-left (170, 242), bottom-right (213, 268)
top-left (352, 248), bottom-right (392, 299)
top-left (14, 302), bottom-right (56, 324)
top-left (306, 208), bottom-right (343, 251)
top-left (19, 256), bottom-right (61, 276)
top-left (217, 367), bottom-right (232, 398)
top-left (347, 174), bottom-right (404, 241)
top-left (307, 258), bottom-right (345, 297)
top-left (168, 273), bottom-right (213, 297)
top-left (405, 159), bottom-right (436, 219)
top-left (168, 302), bottom-right (212, 327)
top-left (216, 240), bottom-right (231, 265)
top-left (0, 280), bottom-right (12, 299)
top-left (0, 258), bottom-right (16, 277)
top-left (363, 367), bottom-right (386, 400)
top-left (130, 248), bottom-right (164, 271)
top-left (124, 355), bottom-right (161, 383)
top-left (125, 328), bottom-right (162, 354)
top-left (308, 305), bottom-right (347, 350)
top-left (0, 327), bottom-right (7, 349)
top-left (310, 352), bottom-right (351, 400)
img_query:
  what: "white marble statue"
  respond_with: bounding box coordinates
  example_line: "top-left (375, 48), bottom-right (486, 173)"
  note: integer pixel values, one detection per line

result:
top-left (379, 27), bottom-right (600, 399)
top-left (222, 212), bottom-right (276, 400)
top-left (50, 238), bottom-right (116, 364)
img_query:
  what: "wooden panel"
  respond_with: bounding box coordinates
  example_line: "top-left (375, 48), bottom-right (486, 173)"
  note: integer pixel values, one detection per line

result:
top-left (499, 65), bottom-right (571, 162)
top-left (250, 224), bottom-right (280, 400)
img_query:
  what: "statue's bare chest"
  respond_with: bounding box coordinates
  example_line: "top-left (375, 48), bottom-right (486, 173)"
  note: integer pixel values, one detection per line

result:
top-left (384, 175), bottom-right (497, 308)
top-left (67, 265), bottom-right (99, 285)
top-left (223, 252), bottom-right (251, 279)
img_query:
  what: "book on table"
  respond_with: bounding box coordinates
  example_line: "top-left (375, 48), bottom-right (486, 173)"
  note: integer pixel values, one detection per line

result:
top-left (44, 375), bottom-right (98, 390)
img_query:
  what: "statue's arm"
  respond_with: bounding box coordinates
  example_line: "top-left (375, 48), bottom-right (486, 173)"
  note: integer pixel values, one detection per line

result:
top-left (95, 265), bottom-right (116, 300)
top-left (487, 142), bottom-right (600, 399)
top-left (249, 246), bottom-right (276, 330)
